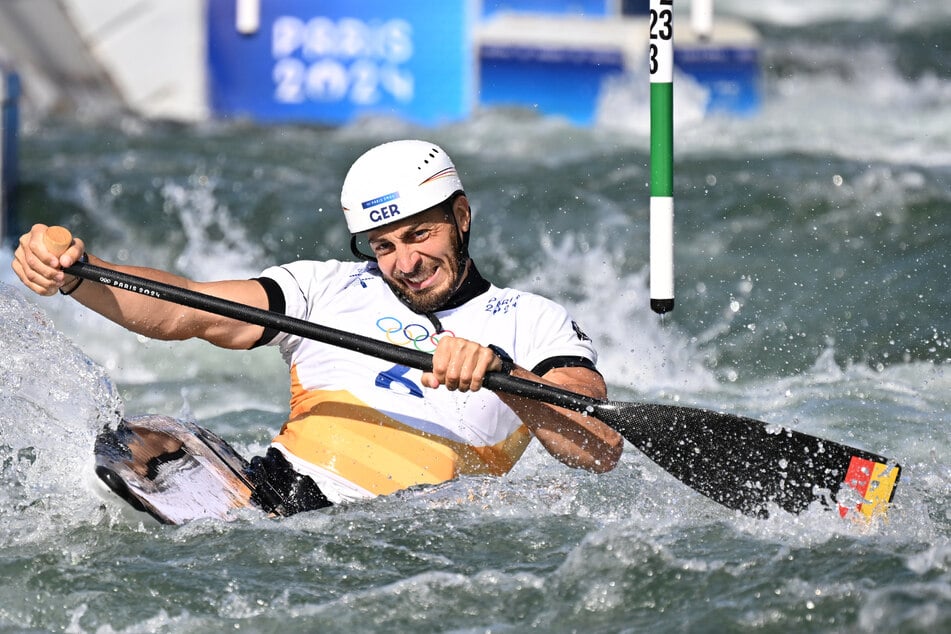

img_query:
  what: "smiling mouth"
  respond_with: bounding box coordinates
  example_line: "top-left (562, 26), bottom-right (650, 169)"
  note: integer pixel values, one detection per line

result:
top-left (399, 267), bottom-right (439, 292)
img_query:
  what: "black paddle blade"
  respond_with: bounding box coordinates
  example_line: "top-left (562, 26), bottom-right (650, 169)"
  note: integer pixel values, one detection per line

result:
top-left (596, 402), bottom-right (901, 519)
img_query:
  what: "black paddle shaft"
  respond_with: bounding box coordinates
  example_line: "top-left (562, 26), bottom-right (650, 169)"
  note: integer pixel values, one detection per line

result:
top-left (64, 261), bottom-right (901, 518)
top-left (63, 262), bottom-right (601, 406)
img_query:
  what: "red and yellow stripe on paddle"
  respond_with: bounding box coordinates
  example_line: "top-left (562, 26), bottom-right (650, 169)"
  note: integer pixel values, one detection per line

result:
top-left (839, 456), bottom-right (900, 519)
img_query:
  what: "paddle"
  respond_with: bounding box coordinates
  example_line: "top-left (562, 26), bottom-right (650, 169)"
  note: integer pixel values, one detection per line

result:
top-left (45, 228), bottom-right (901, 519)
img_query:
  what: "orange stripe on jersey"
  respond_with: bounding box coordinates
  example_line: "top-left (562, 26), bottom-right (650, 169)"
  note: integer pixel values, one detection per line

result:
top-left (275, 367), bottom-right (532, 496)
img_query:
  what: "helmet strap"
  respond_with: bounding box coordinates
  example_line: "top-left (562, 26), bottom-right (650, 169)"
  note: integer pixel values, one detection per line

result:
top-left (349, 235), bottom-right (377, 262)
top-left (442, 191), bottom-right (470, 262)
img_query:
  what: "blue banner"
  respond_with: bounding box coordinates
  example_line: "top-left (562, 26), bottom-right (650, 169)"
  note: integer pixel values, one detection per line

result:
top-left (207, 0), bottom-right (473, 125)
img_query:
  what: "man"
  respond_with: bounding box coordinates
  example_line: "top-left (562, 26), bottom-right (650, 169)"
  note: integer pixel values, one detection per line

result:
top-left (13, 139), bottom-right (623, 515)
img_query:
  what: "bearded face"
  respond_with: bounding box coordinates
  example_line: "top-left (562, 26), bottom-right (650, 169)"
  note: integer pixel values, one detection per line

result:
top-left (368, 203), bottom-right (470, 314)
top-left (382, 220), bottom-right (468, 313)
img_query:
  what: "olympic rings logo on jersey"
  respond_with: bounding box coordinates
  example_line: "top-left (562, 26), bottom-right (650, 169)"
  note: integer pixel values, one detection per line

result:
top-left (376, 317), bottom-right (454, 353)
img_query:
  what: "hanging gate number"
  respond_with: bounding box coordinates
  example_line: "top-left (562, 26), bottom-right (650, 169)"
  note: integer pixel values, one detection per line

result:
top-left (649, 0), bottom-right (673, 75)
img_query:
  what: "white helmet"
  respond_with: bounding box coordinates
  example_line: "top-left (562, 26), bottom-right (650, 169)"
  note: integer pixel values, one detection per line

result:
top-left (341, 140), bottom-right (464, 234)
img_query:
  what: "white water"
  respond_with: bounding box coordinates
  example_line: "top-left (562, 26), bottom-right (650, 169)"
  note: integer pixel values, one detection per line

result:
top-left (1, 2), bottom-right (950, 629)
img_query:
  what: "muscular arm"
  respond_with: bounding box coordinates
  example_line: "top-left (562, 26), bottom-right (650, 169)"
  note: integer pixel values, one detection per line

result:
top-left (424, 337), bottom-right (623, 473)
top-left (12, 224), bottom-right (268, 350)
top-left (497, 364), bottom-right (622, 473)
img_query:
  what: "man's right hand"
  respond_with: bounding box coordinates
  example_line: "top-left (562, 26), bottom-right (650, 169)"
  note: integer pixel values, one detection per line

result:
top-left (11, 224), bottom-right (87, 296)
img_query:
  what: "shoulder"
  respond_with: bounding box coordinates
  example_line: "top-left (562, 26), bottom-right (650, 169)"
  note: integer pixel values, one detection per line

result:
top-left (261, 259), bottom-right (368, 282)
top-left (484, 285), bottom-right (598, 365)
top-left (259, 260), bottom-right (379, 312)
top-left (261, 259), bottom-right (381, 292)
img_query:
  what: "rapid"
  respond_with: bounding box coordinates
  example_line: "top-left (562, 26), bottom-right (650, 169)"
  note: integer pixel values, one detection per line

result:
top-left (1, 3), bottom-right (949, 632)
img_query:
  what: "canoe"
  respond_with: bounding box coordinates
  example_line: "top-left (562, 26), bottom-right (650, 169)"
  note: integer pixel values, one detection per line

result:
top-left (95, 415), bottom-right (257, 524)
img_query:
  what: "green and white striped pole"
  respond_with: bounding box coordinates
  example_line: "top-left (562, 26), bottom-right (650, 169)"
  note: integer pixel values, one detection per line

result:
top-left (649, 0), bottom-right (674, 314)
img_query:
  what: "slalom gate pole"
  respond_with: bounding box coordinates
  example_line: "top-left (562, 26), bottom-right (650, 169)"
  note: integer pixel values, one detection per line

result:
top-left (649, 0), bottom-right (674, 314)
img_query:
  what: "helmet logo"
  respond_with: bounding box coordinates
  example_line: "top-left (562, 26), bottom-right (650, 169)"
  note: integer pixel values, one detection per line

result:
top-left (360, 191), bottom-right (402, 225)
top-left (369, 203), bottom-right (401, 224)
top-left (361, 191), bottom-right (400, 209)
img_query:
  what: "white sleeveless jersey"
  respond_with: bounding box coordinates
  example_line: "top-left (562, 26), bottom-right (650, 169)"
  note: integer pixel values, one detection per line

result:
top-left (259, 259), bottom-right (597, 503)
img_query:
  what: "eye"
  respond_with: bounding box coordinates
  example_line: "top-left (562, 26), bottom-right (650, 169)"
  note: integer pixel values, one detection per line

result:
top-left (412, 228), bottom-right (430, 241)
top-left (370, 241), bottom-right (393, 256)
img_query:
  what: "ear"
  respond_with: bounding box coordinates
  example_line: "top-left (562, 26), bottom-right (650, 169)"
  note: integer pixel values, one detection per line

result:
top-left (452, 195), bottom-right (471, 233)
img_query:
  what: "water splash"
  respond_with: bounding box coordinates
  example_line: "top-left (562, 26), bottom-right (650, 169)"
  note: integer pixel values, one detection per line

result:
top-left (0, 280), bottom-right (123, 540)
top-left (509, 233), bottom-right (719, 397)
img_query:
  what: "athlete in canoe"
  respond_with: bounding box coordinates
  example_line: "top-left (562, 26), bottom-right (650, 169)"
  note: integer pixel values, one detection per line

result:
top-left (12, 139), bottom-right (623, 515)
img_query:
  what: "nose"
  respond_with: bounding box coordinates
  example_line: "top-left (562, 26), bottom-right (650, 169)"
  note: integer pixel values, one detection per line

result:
top-left (393, 244), bottom-right (422, 275)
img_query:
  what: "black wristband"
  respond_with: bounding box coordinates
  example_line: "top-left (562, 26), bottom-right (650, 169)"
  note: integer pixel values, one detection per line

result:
top-left (487, 344), bottom-right (516, 375)
top-left (59, 252), bottom-right (89, 296)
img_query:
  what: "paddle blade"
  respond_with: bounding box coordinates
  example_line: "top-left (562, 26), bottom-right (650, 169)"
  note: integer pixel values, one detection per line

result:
top-left (597, 402), bottom-right (901, 518)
